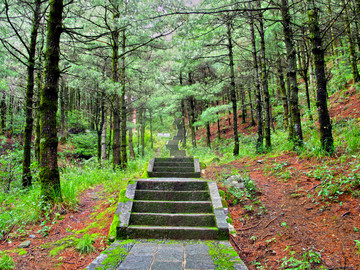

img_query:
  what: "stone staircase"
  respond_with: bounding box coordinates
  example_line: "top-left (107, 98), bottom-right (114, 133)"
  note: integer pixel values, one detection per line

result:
top-left (115, 118), bottom-right (228, 240)
top-left (116, 178), bottom-right (228, 240)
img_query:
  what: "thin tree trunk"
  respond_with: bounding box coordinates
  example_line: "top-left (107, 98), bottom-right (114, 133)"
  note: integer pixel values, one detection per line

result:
top-left (39, 0), bottom-right (63, 202)
top-left (307, 0), bottom-right (334, 153)
top-left (249, 4), bottom-right (263, 152)
top-left (22, 0), bottom-right (41, 188)
top-left (257, 1), bottom-right (271, 149)
top-left (342, 0), bottom-right (360, 83)
top-left (280, 0), bottom-right (303, 146)
top-left (128, 99), bottom-right (135, 159)
top-left (0, 91), bottom-right (6, 134)
top-left (141, 108), bottom-right (145, 157)
top-left (120, 29), bottom-right (127, 168)
top-left (277, 56), bottom-right (289, 130)
top-left (226, 21), bottom-right (239, 156)
top-left (149, 109), bottom-right (153, 149)
top-left (107, 112), bottom-right (112, 160)
top-left (181, 99), bottom-right (187, 147)
top-left (111, 10), bottom-right (121, 167)
top-left (248, 88), bottom-right (256, 126)
top-left (101, 110), bottom-right (107, 161)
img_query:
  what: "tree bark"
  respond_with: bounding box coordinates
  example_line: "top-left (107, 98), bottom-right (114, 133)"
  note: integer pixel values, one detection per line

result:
top-left (277, 56), bottom-right (289, 130)
top-left (111, 11), bottom-right (121, 167)
top-left (120, 29), bottom-right (127, 168)
top-left (248, 4), bottom-right (263, 152)
top-left (22, 0), bottom-right (41, 188)
top-left (257, 1), bottom-right (271, 149)
top-left (0, 91), bottom-right (6, 135)
top-left (39, 0), bottom-right (63, 202)
top-left (141, 108), bottom-right (145, 157)
top-left (307, 0), bottom-right (334, 153)
top-left (226, 21), bottom-right (239, 156)
top-left (280, 0), bottom-right (303, 146)
top-left (342, 0), bottom-right (360, 83)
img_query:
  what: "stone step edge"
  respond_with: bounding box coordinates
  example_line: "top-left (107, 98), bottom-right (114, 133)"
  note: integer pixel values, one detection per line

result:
top-left (147, 158), bottom-right (200, 175)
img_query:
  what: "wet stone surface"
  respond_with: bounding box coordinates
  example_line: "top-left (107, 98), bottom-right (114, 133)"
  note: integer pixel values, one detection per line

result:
top-left (88, 240), bottom-right (248, 270)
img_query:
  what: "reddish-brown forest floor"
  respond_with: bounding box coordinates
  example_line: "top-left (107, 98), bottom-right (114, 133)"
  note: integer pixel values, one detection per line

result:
top-left (199, 85), bottom-right (360, 269)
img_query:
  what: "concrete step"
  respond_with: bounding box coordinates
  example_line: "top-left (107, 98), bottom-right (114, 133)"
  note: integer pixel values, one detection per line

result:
top-left (148, 172), bottom-right (201, 178)
top-left (170, 149), bottom-right (186, 157)
top-left (136, 180), bottom-right (208, 191)
top-left (134, 190), bottom-right (210, 201)
top-left (155, 157), bottom-right (194, 163)
top-left (126, 225), bottom-right (227, 240)
top-left (153, 166), bottom-right (195, 173)
top-left (132, 200), bottom-right (212, 213)
top-left (153, 162), bottom-right (194, 168)
top-left (129, 213), bottom-right (216, 227)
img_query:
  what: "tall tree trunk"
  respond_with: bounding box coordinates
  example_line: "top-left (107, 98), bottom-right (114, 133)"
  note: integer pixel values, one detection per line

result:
top-left (240, 85), bottom-right (246, 123)
top-left (22, 0), bottom-right (41, 188)
top-left (107, 112), bottom-right (112, 160)
top-left (297, 39), bottom-right (313, 121)
top-left (181, 99), bottom-right (187, 147)
top-left (280, 0), bottom-right (303, 146)
top-left (120, 29), bottom-right (127, 168)
top-left (149, 109), bottom-right (153, 149)
top-left (34, 67), bottom-right (41, 163)
top-left (248, 88), bottom-right (256, 126)
top-left (111, 11), bottom-right (121, 167)
top-left (128, 98), bottom-right (135, 158)
top-left (342, 0), bottom-right (360, 83)
top-left (277, 56), bottom-right (289, 130)
top-left (39, 0), bottom-right (63, 202)
top-left (249, 4), bottom-right (263, 152)
top-left (101, 109), bottom-right (107, 161)
top-left (257, 1), bottom-right (271, 149)
top-left (307, 0), bottom-right (334, 153)
top-left (226, 21), bottom-right (239, 156)
top-left (0, 91), bottom-right (6, 135)
top-left (141, 108), bottom-right (145, 157)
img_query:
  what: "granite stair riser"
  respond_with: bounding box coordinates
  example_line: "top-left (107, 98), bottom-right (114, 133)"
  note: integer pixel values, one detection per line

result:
top-left (132, 201), bottom-right (213, 213)
top-left (153, 167), bottom-right (195, 172)
top-left (126, 226), bottom-right (226, 240)
top-left (129, 213), bottom-right (216, 227)
top-left (134, 190), bottom-right (210, 201)
top-left (148, 172), bottom-right (201, 178)
top-left (153, 162), bottom-right (194, 167)
top-left (155, 157), bottom-right (194, 162)
top-left (170, 150), bottom-right (187, 157)
top-left (136, 181), bottom-right (207, 191)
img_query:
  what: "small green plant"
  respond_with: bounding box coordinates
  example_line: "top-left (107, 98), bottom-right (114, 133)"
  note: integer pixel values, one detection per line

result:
top-left (355, 240), bottom-right (360, 254)
top-left (0, 253), bottom-right (15, 269)
top-left (244, 204), bottom-right (254, 212)
top-left (354, 227), bottom-right (359, 232)
top-left (281, 249), bottom-right (323, 269)
top-left (281, 222), bottom-right (289, 228)
top-left (76, 234), bottom-right (96, 254)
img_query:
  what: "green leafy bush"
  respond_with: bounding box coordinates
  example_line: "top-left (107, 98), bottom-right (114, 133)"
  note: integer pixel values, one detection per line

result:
top-left (0, 253), bottom-right (15, 269)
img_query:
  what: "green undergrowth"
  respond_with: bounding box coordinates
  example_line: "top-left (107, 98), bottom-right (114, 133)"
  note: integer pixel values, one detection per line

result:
top-left (0, 252), bottom-right (15, 270)
top-left (0, 154), bottom-right (149, 242)
top-left (48, 233), bottom-right (100, 256)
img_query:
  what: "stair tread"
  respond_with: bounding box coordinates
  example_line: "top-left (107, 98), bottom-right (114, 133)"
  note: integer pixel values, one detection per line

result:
top-left (131, 213), bottom-right (215, 216)
top-left (128, 225), bottom-right (218, 230)
top-left (134, 200), bottom-right (211, 203)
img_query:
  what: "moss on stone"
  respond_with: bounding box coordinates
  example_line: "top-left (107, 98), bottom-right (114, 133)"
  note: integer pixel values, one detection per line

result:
top-left (206, 242), bottom-right (242, 270)
top-left (108, 213), bottom-right (119, 240)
